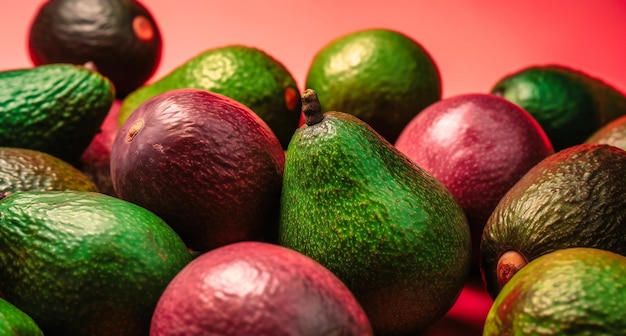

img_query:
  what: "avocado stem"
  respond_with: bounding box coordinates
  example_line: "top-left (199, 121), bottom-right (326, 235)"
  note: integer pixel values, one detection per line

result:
top-left (496, 250), bottom-right (528, 289)
top-left (301, 89), bottom-right (324, 126)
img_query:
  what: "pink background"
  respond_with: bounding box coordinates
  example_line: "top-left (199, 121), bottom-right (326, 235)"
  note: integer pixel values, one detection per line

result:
top-left (2, 1), bottom-right (626, 334)
top-left (1, 1), bottom-right (626, 97)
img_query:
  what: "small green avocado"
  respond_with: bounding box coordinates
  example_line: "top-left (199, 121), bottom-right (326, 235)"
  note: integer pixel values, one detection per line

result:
top-left (0, 147), bottom-right (98, 195)
top-left (491, 65), bottom-right (626, 150)
top-left (0, 190), bottom-right (192, 335)
top-left (279, 89), bottom-right (471, 335)
top-left (0, 63), bottom-right (114, 164)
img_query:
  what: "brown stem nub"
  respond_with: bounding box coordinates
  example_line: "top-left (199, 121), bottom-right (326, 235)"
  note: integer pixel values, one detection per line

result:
top-left (301, 89), bottom-right (324, 126)
top-left (496, 250), bottom-right (528, 290)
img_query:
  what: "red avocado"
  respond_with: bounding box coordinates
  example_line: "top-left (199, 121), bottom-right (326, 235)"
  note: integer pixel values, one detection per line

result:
top-left (395, 93), bottom-right (554, 267)
top-left (110, 89), bottom-right (285, 252)
top-left (150, 241), bottom-right (373, 335)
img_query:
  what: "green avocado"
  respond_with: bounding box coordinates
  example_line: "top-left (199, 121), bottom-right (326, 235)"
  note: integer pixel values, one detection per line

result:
top-left (278, 89), bottom-right (471, 335)
top-left (491, 65), bottom-right (626, 151)
top-left (0, 147), bottom-right (98, 195)
top-left (0, 190), bottom-right (192, 335)
top-left (481, 144), bottom-right (626, 299)
top-left (118, 45), bottom-right (301, 149)
top-left (484, 247), bottom-right (626, 335)
top-left (0, 297), bottom-right (43, 336)
top-left (0, 63), bottom-right (114, 164)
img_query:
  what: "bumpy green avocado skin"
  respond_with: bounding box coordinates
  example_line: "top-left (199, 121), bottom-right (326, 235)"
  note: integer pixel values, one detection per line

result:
top-left (484, 248), bottom-right (626, 335)
top-left (0, 64), bottom-right (114, 163)
top-left (492, 65), bottom-right (626, 151)
top-left (0, 191), bottom-right (192, 335)
top-left (119, 46), bottom-right (301, 149)
top-left (0, 297), bottom-right (44, 336)
top-left (279, 111), bottom-right (471, 335)
top-left (481, 144), bottom-right (626, 299)
top-left (0, 147), bottom-right (98, 194)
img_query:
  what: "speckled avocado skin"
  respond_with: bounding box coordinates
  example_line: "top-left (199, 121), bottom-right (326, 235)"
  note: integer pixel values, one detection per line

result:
top-left (0, 147), bottom-right (98, 194)
top-left (0, 190), bottom-right (192, 335)
top-left (279, 110), bottom-right (471, 335)
top-left (481, 144), bottom-right (626, 299)
top-left (0, 63), bottom-right (114, 163)
top-left (119, 45), bottom-right (301, 149)
top-left (484, 247), bottom-right (626, 335)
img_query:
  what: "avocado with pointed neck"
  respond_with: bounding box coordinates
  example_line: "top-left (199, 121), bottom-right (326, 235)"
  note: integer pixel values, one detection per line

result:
top-left (279, 89), bottom-right (471, 336)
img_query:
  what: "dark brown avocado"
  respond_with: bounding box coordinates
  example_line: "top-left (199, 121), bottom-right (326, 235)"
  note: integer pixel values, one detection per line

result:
top-left (28, 0), bottom-right (163, 98)
top-left (481, 144), bottom-right (626, 299)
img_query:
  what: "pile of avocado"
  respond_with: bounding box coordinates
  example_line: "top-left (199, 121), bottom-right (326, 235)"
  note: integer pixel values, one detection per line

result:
top-left (1, 1), bottom-right (626, 335)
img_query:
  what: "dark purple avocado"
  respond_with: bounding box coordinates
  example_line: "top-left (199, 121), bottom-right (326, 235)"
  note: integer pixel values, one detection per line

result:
top-left (110, 88), bottom-right (285, 252)
top-left (150, 241), bottom-right (373, 335)
top-left (395, 93), bottom-right (554, 268)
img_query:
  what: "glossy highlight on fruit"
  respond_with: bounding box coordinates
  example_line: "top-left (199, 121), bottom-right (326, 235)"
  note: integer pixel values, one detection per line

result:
top-left (151, 241), bottom-right (373, 336)
top-left (111, 89), bottom-right (285, 252)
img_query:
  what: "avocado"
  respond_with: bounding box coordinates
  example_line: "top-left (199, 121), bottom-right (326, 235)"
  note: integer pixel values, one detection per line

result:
top-left (111, 89), bottom-right (285, 252)
top-left (491, 64), bottom-right (626, 151)
top-left (151, 241), bottom-right (373, 335)
top-left (0, 63), bottom-right (114, 164)
top-left (586, 114), bottom-right (626, 151)
top-left (118, 45), bottom-right (301, 149)
top-left (0, 147), bottom-right (98, 195)
top-left (395, 93), bottom-right (553, 269)
top-left (484, 247), bottom-right (626, 335)
top-left (305, 28), bottom-right (442, 144)
top-left (0, 190), bottom-right (193, 335)
top-left (0, 297), bottom-right (43, 336)
top-left (279, 89), bottom-right (471, 335)
top-left (481, 144), bottom-right (626, 299)
top-left (28, 0), bottom-right (163, 98)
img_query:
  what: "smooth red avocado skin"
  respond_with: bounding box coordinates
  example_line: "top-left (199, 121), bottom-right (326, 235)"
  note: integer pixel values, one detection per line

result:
top-left (395, 93), bottom-right (554, 264)
top-left (150, 241), bottom-right (373, 335)
top-left (110, 89), bottom-right (285, 252)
